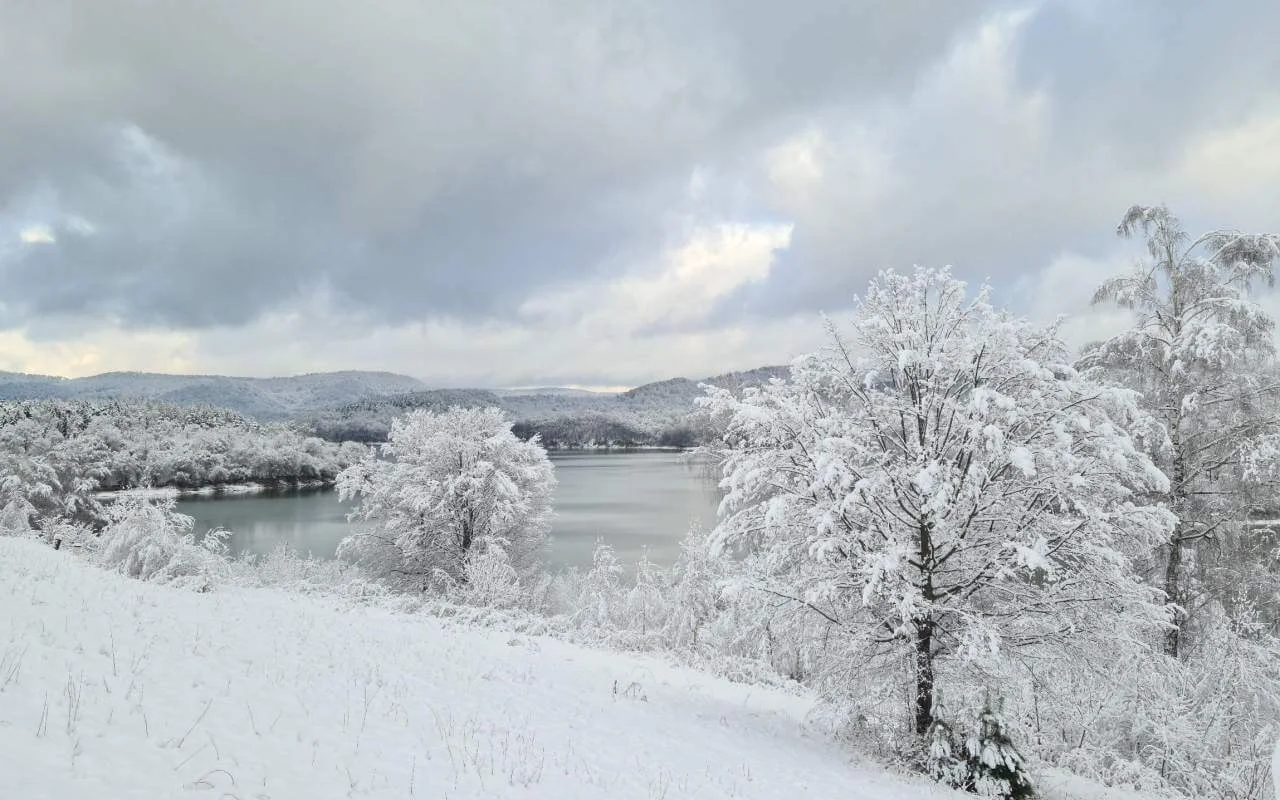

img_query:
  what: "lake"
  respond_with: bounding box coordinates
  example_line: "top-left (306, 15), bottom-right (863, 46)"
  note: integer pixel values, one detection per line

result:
top-left (176, 450), bottom-right (725, 570)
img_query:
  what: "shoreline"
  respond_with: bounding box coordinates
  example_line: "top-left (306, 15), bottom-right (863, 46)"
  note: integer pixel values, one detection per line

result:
top-left (93, 478), bottom-right (334, 501)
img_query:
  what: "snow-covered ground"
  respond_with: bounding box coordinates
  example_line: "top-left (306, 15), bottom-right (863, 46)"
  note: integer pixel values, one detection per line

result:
top-left (0, 538), bottom-right (947, 799)
top-left (0, 538), bottom-right (1167, 799)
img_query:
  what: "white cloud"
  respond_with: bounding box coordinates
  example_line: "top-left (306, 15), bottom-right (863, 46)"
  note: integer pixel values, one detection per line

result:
top-left (0, 216), bottom-right (807, 386)
top-left (1010, 250), bottom-right (1138, 352)
top-left (766, 129), bottom-right (827, 195)
top-left (18, 226), bottom-right (55, 245)
top-left (522, 221), bottom-right (793, 334)
top-left (177, 300), bottom-right (825, 389)
top-left (0, 325), bottom-right (196, 376)
top-left (1173, 108), bottom-right (1280, 224)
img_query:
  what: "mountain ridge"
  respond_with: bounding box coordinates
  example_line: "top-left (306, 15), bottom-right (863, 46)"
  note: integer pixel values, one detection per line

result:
top-left (0, 365), bottom-right (791, 444)
top-left (0, 369), bottom-right (429, 418)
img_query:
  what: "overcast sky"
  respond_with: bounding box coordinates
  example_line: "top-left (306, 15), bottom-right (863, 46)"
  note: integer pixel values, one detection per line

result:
top-left (2, 0), bottom-right (1278, 388)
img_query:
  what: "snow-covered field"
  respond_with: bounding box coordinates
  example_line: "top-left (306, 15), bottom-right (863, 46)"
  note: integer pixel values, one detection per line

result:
top-left (0, 538), bottom-right (951, 799)
top-left (0, 538), bottom-right (1171, 799)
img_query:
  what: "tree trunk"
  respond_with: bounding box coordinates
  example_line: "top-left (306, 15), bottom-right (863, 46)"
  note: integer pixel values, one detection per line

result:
top-left (914, 619), bottom-right (935, 736)
top-left (1164, 419), bottom-right (1186, 658)
top-left (914, 510), bottom-right (938, 736)
top-left (1163, 531), bottom-right (1183, 657)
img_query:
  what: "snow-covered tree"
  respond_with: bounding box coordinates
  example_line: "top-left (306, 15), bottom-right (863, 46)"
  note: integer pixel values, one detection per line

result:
top-left (700, 267), bottom-right (1173, 752)
top-left (1272, 734), bottom-right (1279, 800)
top-left (95, 495), bottom-right (230, 590)
top-left (1081, 205), bottom-right (1280, 657)
top-left (336, 406), bottom-right (555, 590)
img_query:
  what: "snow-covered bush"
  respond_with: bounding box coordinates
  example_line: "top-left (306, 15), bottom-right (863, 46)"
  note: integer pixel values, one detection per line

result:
top-left (94, 495), bottom-right (230, 590)
top-left (0, 497), bottom-right (37, 536)
top-left (964, 705), bottom-right (1035, 799)
top-left (659, 525), bottom-right (728, 650)
top-left (573, 541), bottom-right (625, 627)
top-left (925, 700), bottom-right (1034, 799)
top-left (623, 553), bottom-right (671, 637)
top-left (1036, 622), bottom-right (1280, 800)
top-left (232, 542), bottom-right (389, 600)
top-left (336, 406), bottom-right (555, 591)
top-left (459, 537), bottom-right (526, 609)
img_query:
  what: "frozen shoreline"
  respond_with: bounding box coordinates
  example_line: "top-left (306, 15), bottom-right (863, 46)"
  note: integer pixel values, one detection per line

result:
top-left (93, 478), bottom-right (333, 501)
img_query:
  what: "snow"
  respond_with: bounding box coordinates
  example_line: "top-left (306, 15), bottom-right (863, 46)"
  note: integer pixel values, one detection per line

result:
top-left (1008, 446), bottom-right (1036, 477)
top-left (1273, 734), bottom-right (1280, 800)
top-left (0, 537), bottom-right (961, 800)
top-left (1037, 769), bottom-right (1178, 800)
top-left (93, 483), bottom-right (274, 501)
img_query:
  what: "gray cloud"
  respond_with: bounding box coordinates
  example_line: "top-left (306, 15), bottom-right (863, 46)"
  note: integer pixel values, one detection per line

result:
top-left (720, 0), bottom-right (1280, 320)
top-left (3, 0), bottom-right (1279, 384)
top-left (0, 0), bottom-right (990, 331)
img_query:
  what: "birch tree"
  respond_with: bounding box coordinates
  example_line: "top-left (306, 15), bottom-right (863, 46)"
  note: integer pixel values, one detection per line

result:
top-left (1081, 205), bottom-right (1280, 657)
top-left (700, 267), bottom-right (1172, 746)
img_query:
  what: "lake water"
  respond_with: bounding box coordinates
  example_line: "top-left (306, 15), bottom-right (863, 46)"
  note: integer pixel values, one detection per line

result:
top-left (176, 451), bottom-right (725, 570)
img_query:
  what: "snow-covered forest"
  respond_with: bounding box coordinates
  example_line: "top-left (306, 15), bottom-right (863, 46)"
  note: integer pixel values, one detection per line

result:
top-left (300, 367), bottom-right (788, 447)
top-left (0, 369), bottom-right (428, 418)
top-left (3, 207), bottom-right (1280, 799)
top-left (0, 398), bottom-right (367, 532)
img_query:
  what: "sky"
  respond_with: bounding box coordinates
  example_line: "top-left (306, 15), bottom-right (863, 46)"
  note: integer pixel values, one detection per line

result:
top-left (2, 0), bottom-right (1279, 389)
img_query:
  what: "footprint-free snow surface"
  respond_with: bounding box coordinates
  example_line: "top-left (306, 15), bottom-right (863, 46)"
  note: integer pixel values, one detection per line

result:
top-left (0, 538), bottom-right (963, 799)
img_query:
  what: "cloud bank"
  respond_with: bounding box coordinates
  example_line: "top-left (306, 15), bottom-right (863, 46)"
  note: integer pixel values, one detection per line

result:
top-left (2, 0), bottom-right (1278, 386)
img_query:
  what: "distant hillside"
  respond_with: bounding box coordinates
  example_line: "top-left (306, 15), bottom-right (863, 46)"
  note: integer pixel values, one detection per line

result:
top-left (0, 370), bottom-right (428, 419)
top-left (491, 387), bottom-right (614, 398)
top-left (617, 366), bottom-right (789, 405)
top-left (0, 366), bottom-right (792, 446)
top-left (300, 366), bottom-right (790, 446)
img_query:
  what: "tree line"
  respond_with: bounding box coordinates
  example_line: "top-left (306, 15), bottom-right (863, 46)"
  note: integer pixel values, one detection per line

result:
top-left (0, 398), bottom-right (367, 531)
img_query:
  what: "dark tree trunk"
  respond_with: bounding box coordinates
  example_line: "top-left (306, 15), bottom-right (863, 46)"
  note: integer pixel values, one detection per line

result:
top-left (1163, 423), bottom-right (1186, 658)
top-left (1163, 531), bottom-right (1183, 657)
top-left (914, 620), bottom-right (935, 736)
top-left (456, 507), bottom-right (476, 584)
top-left (915, 511), bottom-right (937, 736)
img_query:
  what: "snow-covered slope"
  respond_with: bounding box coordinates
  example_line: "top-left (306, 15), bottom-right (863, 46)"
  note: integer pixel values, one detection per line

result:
top-left (0, 537), bottom-right (957, 800)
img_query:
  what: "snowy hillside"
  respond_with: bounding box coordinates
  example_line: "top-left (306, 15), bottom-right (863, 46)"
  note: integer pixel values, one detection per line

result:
top-left (0, 537), bottom-right (964, 800)
top-left (0, 370), bottom-right (428, 419)
top-left (303, 366), bottom-right (791, 445)
top-left (492, 387), bottom-right (614, 398)
top-left (0, 367), bottom-right (790, 444)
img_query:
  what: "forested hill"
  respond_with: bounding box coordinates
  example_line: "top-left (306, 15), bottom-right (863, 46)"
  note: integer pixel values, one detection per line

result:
top-left (0, 370), bottom-right (428, 418)
top-left (301, 366), bottom-right (790, 446)
top-left (0, 366), bottom-right (790, 447)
